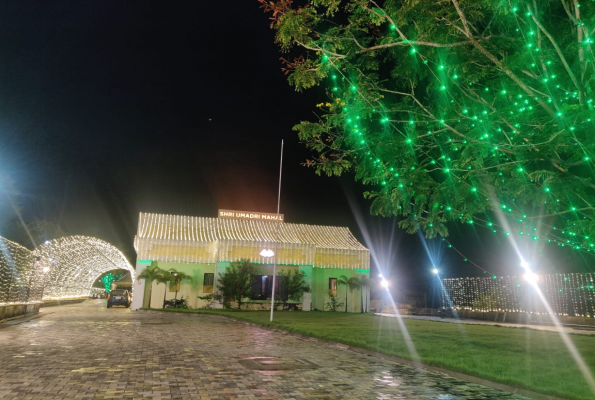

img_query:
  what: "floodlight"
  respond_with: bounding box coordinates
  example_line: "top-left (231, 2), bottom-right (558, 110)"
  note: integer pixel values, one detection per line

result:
top-left (523, 272), bottom-right (539, 284)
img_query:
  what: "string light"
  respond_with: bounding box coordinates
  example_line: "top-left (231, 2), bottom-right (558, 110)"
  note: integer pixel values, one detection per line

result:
top-left (268, 1), bottom-right (595, 260)
top-left (31, 236), bottom-right (134, 300)
top-left (136, 212), bottom-right (370, 270)
top-left (0, 235), bottom-right (136, 301)
top-left (443, 273), bottom-right (595, 316)
top-left (0, 237), bottom-right (45, 304)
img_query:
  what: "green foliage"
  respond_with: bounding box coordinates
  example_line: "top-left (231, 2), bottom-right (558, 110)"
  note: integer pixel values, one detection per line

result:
top-left (277, 268), bottom-right (311, 305)
top-left (325, 292), bottom-right (344, 311)
top-left (197, 293), bottom-right (213, 308)
top-left (138, 264), bottom-right (169, 308)
top-left (168, 269), bottom-right (193, 285)
top-left (137, 265), bottom-right (166, 283)
top-left (214, 259), bottom-right (260, 309)
top-left (101, 272), bottom-right (123, 294)
top-left (337, 274), bottom-right (360, 312)
top-left (358, 273), bottom-right (372, 312)
top-left (261, 0), bottom-right (595, 252)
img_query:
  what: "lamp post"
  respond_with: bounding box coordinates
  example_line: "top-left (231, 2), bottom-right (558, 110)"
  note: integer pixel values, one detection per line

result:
top-left (268, 140), bottom-right (284, 322)
top-left (260, 248), bottom-right (275, 313)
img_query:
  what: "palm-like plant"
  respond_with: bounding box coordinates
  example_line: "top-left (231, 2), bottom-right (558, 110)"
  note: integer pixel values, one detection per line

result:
top-left (156, 269), bottom-right (171, 308)
top-left (169, 269), bottom-right (192, 304)
top-left (137, 264), bottom-right (166, 308)
top-left (337, 275), bottom-right (360, 313)
top-left (358, 274), bottom-right (372, 313)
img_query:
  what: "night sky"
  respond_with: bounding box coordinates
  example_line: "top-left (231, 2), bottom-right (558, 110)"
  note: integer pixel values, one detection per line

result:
top-left (0, 1), bottom-right (591, 295)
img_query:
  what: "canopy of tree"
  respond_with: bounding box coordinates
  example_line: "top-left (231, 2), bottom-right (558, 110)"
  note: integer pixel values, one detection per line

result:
top-left (260, 0), bottom-right (595, 254)
top-left (215, 259), bottom-right (261, 309)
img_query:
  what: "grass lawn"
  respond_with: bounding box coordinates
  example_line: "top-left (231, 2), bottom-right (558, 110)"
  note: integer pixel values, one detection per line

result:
top-left (143, 308), bottom-right (595, 400)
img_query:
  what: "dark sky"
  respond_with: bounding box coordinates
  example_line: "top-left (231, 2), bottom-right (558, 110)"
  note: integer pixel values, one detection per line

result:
top-left (0, 1), bottom-right (592, 293)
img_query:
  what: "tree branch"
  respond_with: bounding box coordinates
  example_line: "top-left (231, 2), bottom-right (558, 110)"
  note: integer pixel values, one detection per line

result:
top-left (529, 7), bottom-right (581, 93)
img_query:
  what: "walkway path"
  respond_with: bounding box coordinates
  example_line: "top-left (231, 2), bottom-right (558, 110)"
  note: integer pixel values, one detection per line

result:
top-left (376, 313), bottom-right (595, 336)
top-left (0, 301), bottom-right (532, 399)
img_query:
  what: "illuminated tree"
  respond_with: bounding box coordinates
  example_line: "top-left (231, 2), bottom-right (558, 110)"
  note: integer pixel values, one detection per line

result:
top-left (260, 0), bottom-right (595, 252)
top-left (101, 272), bottom-right (123, 294)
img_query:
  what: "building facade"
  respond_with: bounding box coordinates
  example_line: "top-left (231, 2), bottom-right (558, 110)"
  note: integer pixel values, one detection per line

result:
top-left (130, 212), bottom-right (370, 312)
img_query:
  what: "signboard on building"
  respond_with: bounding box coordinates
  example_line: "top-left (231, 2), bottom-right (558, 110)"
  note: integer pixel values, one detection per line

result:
top-left (218, 209), bottom-right (284, 222)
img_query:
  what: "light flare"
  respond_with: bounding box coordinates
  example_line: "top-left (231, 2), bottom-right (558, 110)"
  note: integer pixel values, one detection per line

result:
top-left (491, 196), bottom-right (595, 396)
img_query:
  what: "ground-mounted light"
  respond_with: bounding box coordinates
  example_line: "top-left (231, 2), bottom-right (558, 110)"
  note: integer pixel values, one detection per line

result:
top-left (432, 268), bottom-right (439, 274)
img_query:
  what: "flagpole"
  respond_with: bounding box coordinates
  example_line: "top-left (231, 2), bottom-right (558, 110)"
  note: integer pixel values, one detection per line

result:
top-left (270, 139), bottom-right (284, 322)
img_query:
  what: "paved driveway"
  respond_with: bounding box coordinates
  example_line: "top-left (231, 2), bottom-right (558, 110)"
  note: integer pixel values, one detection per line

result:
top-left (0, 301), bottom-right (530, 399)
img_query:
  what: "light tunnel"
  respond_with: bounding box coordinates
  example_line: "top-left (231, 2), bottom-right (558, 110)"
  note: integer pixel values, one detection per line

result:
top-left (32, 236), bottom-right (135, 300)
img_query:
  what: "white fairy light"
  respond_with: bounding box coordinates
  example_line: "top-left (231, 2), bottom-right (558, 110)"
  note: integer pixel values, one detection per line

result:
top-left (32, 236), bottom-right (134, 300)
top-left (442, 273), bottom-right (595, 316)
top-left (135, 212), bottom-right (370, 270)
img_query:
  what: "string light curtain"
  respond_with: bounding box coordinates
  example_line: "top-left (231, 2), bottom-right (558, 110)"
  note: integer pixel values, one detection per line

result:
top-left (0, 237), bottom-right (44, 304)
top-left (135, 212), bottom-right (370, 270)
top-left (32, 236), bottom-right (135, 300)
top-left (442, 273), bottom-right (595, 316)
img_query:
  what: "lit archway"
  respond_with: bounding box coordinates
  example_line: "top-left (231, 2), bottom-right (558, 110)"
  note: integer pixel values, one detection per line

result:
top-left (33, 236), bottom-right (135, 299)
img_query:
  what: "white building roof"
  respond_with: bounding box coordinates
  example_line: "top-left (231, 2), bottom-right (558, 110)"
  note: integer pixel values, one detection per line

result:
top-left (134, 212), bottom-right (369, 270)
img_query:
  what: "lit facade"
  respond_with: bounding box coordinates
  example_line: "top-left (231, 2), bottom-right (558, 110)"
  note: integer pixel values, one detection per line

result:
top-left (131, 212), bottom-right (370, 311)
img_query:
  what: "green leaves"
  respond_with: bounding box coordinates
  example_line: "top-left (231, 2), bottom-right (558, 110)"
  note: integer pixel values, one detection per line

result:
top-left (287, 58), bottom-right (328, 91)
top-left (262, 0), bottom-right (595, 250)
top-left (214, 259), bottom-right (260, 309)
top-left (274, 7), bottom-right (318, 50)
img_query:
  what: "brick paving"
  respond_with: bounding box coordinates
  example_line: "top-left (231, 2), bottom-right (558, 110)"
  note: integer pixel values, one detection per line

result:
top-left (0, 301), bottom-right (531, 399)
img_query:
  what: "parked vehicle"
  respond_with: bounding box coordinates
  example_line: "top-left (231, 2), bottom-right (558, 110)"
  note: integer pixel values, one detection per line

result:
top-left (107, 289), bottom-right (131, 308)
top-left (163, 296), bottom-right (188, 309)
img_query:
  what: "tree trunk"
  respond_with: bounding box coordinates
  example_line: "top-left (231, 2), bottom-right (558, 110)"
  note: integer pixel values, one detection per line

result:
top-left (345, 289), bottom-right (348, 312)
top-left (360, 288), bottom-right (364, 313)
top-left (163, 283), bottom-right (167, 308)
top-left (148, 281), bottom-right (152, 308)
top-left (174, 280), bottom-right (178, 304)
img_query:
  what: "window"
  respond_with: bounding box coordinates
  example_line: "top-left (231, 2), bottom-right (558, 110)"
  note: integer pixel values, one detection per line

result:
top-left (251, 275), bottom-right (270, 300)
top-left (329, 278), bottom-right (337, 297)
top-left (203, 273), bottom-right (214, 294)
top-left (250, 275), bottom-right (287, 300)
